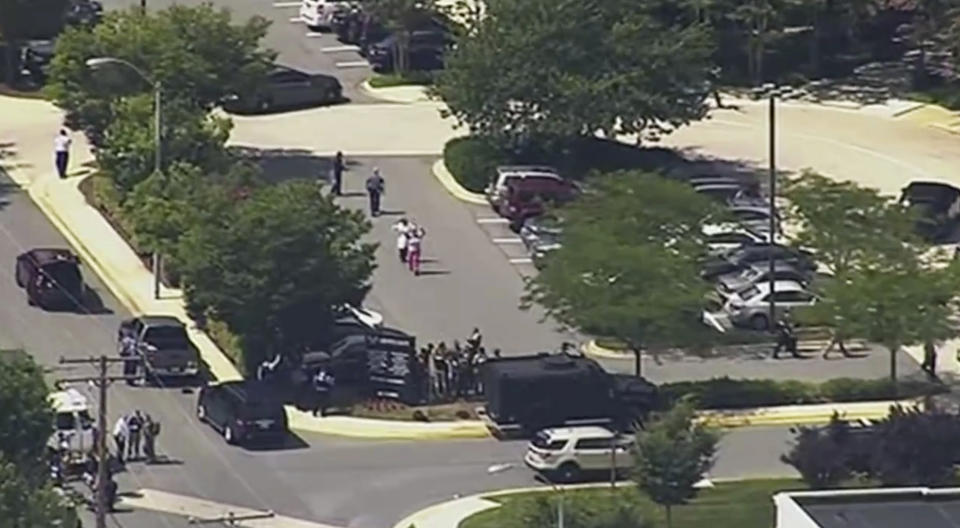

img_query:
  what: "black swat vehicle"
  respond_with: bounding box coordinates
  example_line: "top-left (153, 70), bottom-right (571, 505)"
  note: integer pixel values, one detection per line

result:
top-left (480, 353), bottom-right (657, 436)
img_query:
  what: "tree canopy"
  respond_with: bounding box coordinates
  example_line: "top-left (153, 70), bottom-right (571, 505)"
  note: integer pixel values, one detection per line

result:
top-left (633, 399), bottom-right (720, 528)
top-left (0, 456), bottom-right (70, 528)
top-left (177, 181), bottom-right (377, 371)
top-left (522, 171), bottom-right (720, 375)
top-left (0, 351), bottom-right (53, 480)
top-left (433, 0), bottom-right (715, 144)
top-left (45, 4), bottom-right (274, 144)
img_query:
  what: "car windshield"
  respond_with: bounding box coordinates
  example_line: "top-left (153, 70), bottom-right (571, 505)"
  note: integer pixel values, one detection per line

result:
top-left (737, 284), bottom-right (762, 300)
top-left (42, 262), bottom-right (81, 288)
top-left (144, 326), bottom-right (188, 344)
top-left (531, 432), bottom-right (566, 450)
top-left (239, 401), bottom-right (283, 420)
top-left (56, 410), bottom-right (93, 430)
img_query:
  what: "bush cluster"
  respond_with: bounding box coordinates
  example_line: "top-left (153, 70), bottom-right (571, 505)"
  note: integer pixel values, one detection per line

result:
top-left (659, 376), bottom-right (945, 410)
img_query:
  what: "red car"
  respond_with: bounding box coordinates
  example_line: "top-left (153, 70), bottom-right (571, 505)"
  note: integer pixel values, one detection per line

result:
top-left (497, 177), bottom-right (579, 231)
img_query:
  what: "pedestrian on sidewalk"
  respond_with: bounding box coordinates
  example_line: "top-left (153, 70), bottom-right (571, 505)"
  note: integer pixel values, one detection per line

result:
top-left (822, 329), bottom-right (854, 359)
top-left (772, 318), bottom-right (800, 359)
top-left (143, 413), bottom-right (160, 464)
top-left (392, 218), bottom-right (411, 262)
top-left (922, 340), bottom-right (939, 380)
top-left (365, 168), bottom-right (385, 216)
top-left (331, 151), bottom-right (345, 196)
top-left (112, 416), bottom-right (128, 466)
top-left (126, 411), bottom-right (143, 461)
top-left (54, 129), bottom-right (71, 179)
top-left (407, 225), bottom-right (425, 275)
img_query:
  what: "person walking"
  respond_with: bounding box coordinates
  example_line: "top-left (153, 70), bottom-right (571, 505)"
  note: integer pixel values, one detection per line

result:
top-left (126, 411), bottom-right (143, 461)
top-left (112, 416), bottom-right (128, 466)
top-left (392, 218), bottom-right (411, 262)
top-left (365, 168), bottom-right (385, 216)
top-left (466, 328), bottom-right (482, 353)
top-left (143, 413), bottom-right (160, 464)
top-left (922, 340), bottom-right (939, 380)
top-left (434, 343), bottom-right (448, 397)
top-left (54, 129), bottom-right (71, 179)
top-left (331, 151), bottom-right (345, 196)
top-left (312, 368), bottom-right (335, 417)
top-left (407, 225), bottom-right (425, 275)
top-left (822, 330), bottom-right (854, 359)
top-left (120, 333), bottom-right (139, 386)
top-left (772, 318), bottom-right (801, 359)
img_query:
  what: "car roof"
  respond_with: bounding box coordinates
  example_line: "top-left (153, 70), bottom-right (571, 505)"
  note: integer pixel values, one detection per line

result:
top-left (747, 260), bottom-right (801, 273)
top-left (22, 248), bottom-right (77, 265)
top-left (748, 280), bottom-right (808, 295)
top-left (693, 183), bottom-right (743, 190)
top-left (138, 315), bottom-right (185, 328)
top-left (216, 380), bottom-right (280, 403)
top-left (49, 388), bottom-right (89, 413)
top-left (496, 165), bottom-right (559, 176)
top-left (540, 425), bottom-right (615, 439)
top-left (903, 181), bottom-right (960, 195)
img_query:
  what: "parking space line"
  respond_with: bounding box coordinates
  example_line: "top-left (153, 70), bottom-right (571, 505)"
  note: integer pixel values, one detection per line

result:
top-left (335, 61), bottom-right (370, 68)
top-left (290, 17), bottom-right (302, 22)
top-left (476, 217), bottom-right (508, 224)
top-left (493, 238), bottom-right (523, 244)
top-left (509, 257), bottom-right (534, 265)
top-left (322, 45), bottom-right (361, 53)
top-left (306, 32), bottom-right (325, 37)
top-left (273, 1), bottom-right (300, 7)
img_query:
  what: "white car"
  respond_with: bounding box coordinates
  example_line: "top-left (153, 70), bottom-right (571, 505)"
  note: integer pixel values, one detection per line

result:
top-left (701, 223), bottom-right (767, 256)
top-left (300, 0), bottom-right (348, 29)
top-left (48, 388), bottom-right (96, 466)
top-left (524, 426), bottom-right (634, 482)
top-left (721, 280), bottom-right (816, 330)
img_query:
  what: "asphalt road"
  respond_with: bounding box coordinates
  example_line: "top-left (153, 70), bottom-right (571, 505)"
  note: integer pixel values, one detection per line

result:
top-left (98, 0), bottom-right (377, 103)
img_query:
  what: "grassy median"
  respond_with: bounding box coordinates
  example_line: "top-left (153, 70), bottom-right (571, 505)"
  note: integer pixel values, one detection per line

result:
top-left (460, 479), bottom-right (803, 528)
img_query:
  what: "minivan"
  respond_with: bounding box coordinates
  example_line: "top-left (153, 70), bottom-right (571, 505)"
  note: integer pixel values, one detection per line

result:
top-left (197, 381), bottom-right (288, 445)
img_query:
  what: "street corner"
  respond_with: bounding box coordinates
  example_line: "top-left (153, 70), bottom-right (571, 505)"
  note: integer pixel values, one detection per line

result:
top-left (360, 79), bottom-right (433, 104)
top-left (391, 493), bottom-right (501, 528)
top-left (893, 102), bottom-right (960, 132)
top-left (431, 158), bottom-right (488, 205)
top-left (695, 399), bottom-right (923, 429)
top-left (285, 407), bottom-right (492, 440)
top-left (580, 339), bottom-right (633, 361)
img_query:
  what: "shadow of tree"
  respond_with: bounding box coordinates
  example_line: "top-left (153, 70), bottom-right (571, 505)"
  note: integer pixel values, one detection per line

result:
top-left (231, 146), bottom-right (361, 186)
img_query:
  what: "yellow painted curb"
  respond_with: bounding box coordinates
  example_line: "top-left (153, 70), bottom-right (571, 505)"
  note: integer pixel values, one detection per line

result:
top-left (286, 408), bottom-right (491, 440)
top-left (431, 159), bottom-right (488, 205)
top-left (696, 399), bottom-right (922, 428)
top-left (580, 339), bottom-right (632, 361)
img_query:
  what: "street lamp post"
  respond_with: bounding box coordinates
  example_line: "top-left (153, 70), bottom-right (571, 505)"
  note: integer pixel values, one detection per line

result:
top-left (86, 57), bottom-right (163, 300)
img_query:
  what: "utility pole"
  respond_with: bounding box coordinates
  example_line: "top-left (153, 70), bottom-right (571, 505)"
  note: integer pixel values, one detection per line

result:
top-left (58, 356), bottom-right (135, 528)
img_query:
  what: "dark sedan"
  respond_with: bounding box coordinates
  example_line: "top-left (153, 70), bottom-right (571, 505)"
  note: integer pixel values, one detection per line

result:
top-left (366, 30), bottom-right (452, 73)
top-left (222, 66), bottom-right (342, 114)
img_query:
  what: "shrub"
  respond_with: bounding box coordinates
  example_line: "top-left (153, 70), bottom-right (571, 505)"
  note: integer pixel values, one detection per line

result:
top-left (443, 136), bottom-right (508, 193)
top-left (368, 71), bottom-right (434, 88)
top-left (206, 317), bottom-right (244, 375)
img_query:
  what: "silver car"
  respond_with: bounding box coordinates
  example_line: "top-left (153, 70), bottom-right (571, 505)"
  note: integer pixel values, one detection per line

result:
top-left (730, 205), bottom-right (780, 235)
top-left (715, 261), bottom-right (811, 295)
top-left (722, 280), bottom-right (816, 330)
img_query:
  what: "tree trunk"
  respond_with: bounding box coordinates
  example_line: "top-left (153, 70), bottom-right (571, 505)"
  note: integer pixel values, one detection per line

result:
top-left (665, 505), bottom-right (673, 528)
top-left (631, 347), bottom-right (642, 377)
top-left (889, 344), bottom-right (899, 382)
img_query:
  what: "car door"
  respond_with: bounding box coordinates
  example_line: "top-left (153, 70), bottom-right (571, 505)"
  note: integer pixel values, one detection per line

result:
top-left (269, 70), bottom-right (312, 107)
top-left (205, 387), bottom-right (227, 429)
top-left (574, 436), bottom-right (616, 471)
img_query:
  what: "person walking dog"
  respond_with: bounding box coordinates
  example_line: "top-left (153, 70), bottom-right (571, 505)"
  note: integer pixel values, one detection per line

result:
top-left (54, 129), bottom-right (71, 179)
top-left (365, 168), bottom-right (385, 216)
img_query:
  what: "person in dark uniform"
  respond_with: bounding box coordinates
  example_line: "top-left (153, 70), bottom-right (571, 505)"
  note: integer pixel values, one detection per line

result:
top-left (772, 318), bottom-right (800, 359)
top-left (312, 368), bottom-right (335, 417)
top-left (331, 151), bottom-right (345, 196)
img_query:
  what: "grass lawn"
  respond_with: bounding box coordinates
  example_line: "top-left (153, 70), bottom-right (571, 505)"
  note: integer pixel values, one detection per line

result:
top-left (368, 71), bottom-right (434, 88)
top-left (460, 479), bottom-right (804, 528)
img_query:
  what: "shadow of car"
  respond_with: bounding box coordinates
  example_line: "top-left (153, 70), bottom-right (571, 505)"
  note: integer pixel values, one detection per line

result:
top-left (222, 65), bottom-right (343, 115)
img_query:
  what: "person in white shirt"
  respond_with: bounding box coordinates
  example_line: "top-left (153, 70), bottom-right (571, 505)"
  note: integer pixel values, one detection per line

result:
top-left (392, 218), bottom-right (411, 262)
top-left (54, 129), bottom-right (71, 179)
top-left (112, 416), bottom-right (128, 465)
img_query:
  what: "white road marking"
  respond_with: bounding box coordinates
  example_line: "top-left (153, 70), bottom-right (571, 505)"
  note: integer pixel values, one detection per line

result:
top-left (335, 61), bottom-right (370, 68)
top-left (509, 257), bottom-right (533, 264)
top-left (272, 1), bottom-right (301, 7)
top-left (476, 217), bottom-right (508, 224)
top-left (493, 237), bottom-right (523, 244)
top-left (306, 32), bottom-right (326, 38)
top-left (322, 45), bottom-right (361, 53)
top-left (289, 16), bottom-right (302, 22)
top-left (121, 488), bottom-right (343, 528)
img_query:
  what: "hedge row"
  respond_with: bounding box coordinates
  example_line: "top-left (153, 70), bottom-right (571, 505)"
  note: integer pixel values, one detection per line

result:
top-left (659, 376), bottom-right (946, 410)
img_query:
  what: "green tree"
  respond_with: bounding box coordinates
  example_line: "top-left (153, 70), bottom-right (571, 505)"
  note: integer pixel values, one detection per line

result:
top-left (633, 400), bottom-right (720, 528)
top-left (867, 405), bottom-right (960, 486)
top-left (433, 0), bottom-right (715, 144)
top-left (781, 413), bottom-right (854, 489)
top-left (523, 172), bottom-right (719, 376)
top-left (0, 456), bottom-right (70, 528)
top-left (0, 351), bottom-right (53, 480)
top-left (0, 0), bottom-right (69, 84)
top-left (45, 4), bottom-right (274, 145)
top-left (177, 181), bottom-right (377, 371)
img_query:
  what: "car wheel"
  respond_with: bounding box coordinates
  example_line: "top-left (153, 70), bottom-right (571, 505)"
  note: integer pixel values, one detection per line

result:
top-left (196, 404), bottom-right (207, 422)
top-left (556, 463), bottom-right (580, 483)
top-left (750, 313), bottom-right (769, 331)
top-left (224, 425), bottom-right (236, 445)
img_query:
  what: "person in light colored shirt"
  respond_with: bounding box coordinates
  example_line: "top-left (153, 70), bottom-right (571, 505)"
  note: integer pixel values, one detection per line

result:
top-left (54, 129), bottom-right (71, 179)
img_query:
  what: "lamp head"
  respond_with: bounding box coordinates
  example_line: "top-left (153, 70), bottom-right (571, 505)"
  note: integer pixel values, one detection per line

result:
top-left (85, 57), bottom-right (117, 69)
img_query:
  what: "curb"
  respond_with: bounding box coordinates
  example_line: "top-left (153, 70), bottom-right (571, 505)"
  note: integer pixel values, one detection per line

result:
top-left (360, 79), bottom-right (432, 104)
top-left (697, 399), bottom-right (921, 428)
top-left (431, 159), bottom-right (488, 205)
top-left (26, 178), bottom-right (490, 440)
top-left (931, 122), bottom-right (960, 136)
top-left (891, 102), bottom-right (931, 118)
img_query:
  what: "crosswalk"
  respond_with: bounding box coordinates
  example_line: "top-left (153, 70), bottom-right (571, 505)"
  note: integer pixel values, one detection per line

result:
top-left (121, 489), bottom-right (343, 528)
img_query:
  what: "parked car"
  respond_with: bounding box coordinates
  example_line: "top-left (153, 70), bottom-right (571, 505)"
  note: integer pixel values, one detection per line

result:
top-left (520, 216), bottom-right (563, 257)
top-left (20, 39), bottom-right (56, 84)
top-left (730, 204), bottom-right (779, 235)
top-left (524, 426), bottom-right (634, 483)
top-left (197, 380), bottom-right (288, 445)
top-left (686, 175), bottom-right (744, 187)
top-left (332, 8), bottom-right (388, 47)
top-left (366, 29), bottom-right (453, 72)
top-left (300, 0), bottom-right (349, 29)
top-left (721, 280), bottom-right (816, 330)
top-left (715, 261), bottom-right (813, 295)
top-left (693, 183), bottom-right (765, 207)
top-left (899, 180), bottom-right (960, 242)
top-left (486, 166), bottom-right (561, 209)
top-left (701, 243), bottom-right (816, 280)
top-left (701, 223), bottom-right (766, 257)
top-left (222, 65), bottom-right (342, 114)
top-left (47, 388), bottom-right (95, 468)
top-left (15, 248), bottom-right (84, 309)
top-left (117, 316), bottom-right (200, 382)
top-left (498, 178), bottom-right (579, 231)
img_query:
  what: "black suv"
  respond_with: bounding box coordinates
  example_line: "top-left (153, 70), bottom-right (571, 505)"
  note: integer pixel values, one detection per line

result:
top-left (15, 248), bottom-right (84, 309)
top-left (899, 181), bottom-right (960, 242)
top-left (197, 381), bottom-right (288, 445)
top-left (366, 29), bottom-right (453, 72)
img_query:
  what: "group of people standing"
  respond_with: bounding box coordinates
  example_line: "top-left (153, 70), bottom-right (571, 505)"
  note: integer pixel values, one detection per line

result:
top-left (112, 410), bottom-right (161, 465)
top-left (417, 328), bottom-right (497, 401)
top-left (393, 218), bottom-right (427, 276)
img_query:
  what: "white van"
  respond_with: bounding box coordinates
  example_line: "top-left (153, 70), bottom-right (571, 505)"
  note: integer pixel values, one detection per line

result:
top-left (48, 388), bottom-right (95, 466)
top-left (524, 426), bottom-right (634, 482)
top-left (300, 0), bottom-right (349, 29)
